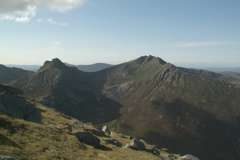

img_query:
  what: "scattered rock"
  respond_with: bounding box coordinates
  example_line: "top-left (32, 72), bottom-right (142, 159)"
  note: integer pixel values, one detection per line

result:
top-left (110, 131), bottom-right (118, 136)
top-left (123, 144), bottom-right (135, 149)
top-left (102, 138), bottom-right (122, 147)
top-left (72, 121), bottom-right (84, 128)
top-left (60, 126), bottom-right (72, 132)
top-left (84, 122), bottom-right (93, 125)
top-left (102, 125), bottom-right (110, 134)
top-left (117, 134), bottom-right (131, 139)
top-left (0, 155), bottom-right (18, 160)
top-left (145, 146), bottom-right (160, 155)
top-left (129, 138), bottom-right (145, 150)
top-left (84, 129), bottom-right (105, 137)
top-left (44, 149), bottom-right (58, 153)
top-left (178, 154), bottom-right (199, 160)
top-left (74, 132), bottom-right (100, 147)
top-left (162, 148), bottom-right (170, 153)
top-left (160, 155), bottom-right (172, 160)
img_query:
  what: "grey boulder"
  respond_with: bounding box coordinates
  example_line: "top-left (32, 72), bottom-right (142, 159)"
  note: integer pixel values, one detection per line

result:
top-left (75, 132), bottom-right (100, 147)
top-left (129, 138), bottom-right (145, 150)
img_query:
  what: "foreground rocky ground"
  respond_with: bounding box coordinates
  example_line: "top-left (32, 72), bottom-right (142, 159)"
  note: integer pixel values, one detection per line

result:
top-left (0, 101), bottom-right (198, 160)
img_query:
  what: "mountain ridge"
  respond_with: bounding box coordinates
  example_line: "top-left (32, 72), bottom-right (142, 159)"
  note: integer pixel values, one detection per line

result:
top-left (9, 56), bottom-right (240, 160)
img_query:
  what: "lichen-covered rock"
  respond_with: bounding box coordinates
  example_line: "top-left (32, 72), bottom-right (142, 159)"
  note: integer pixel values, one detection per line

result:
top-left (74, 132), bottom-right (100, 147)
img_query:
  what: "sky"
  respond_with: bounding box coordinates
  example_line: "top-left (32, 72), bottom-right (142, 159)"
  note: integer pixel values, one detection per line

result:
top-left (1, 0), bottom-right (240, 68)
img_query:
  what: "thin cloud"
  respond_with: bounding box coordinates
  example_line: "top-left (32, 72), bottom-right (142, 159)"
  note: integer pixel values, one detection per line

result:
top-left (47, 18), bottom-right (69, 26)
top-left (51, 41), bottom-right (61, 48)
top-left (16, 16), bottom-right (30, 23)
top-left (53, 42), bottom-right (61, 45)
top-left (0, 0), bottom-right (89, 22)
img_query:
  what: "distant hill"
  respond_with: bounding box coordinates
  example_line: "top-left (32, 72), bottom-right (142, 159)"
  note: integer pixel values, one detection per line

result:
top-left (179, 67), bottom-right (240, 85)
top-left (0, 65), bottom-right (33, 84)
top-left (6, 65), bottom-right (41, 71)
top-left (68, 63), bottom-right (114, 72)
top-left (205, 68), bottom-right (240, 73)
top-left (10, 56), bottom-right (240, 160)
top-left (6, 63), bottom-right (113, 72)
top-left (219, 71), bottom-right (240, 85)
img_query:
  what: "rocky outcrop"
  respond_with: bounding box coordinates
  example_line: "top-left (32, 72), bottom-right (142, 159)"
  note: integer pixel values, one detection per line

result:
top-left (0, 85), bottom-right (41, 123)
top-left (110, 131), bottom-right (118, 136)
top-left (125, 138), bottom-right (145, 150)
top-left (0, 155), bottom-right (18, 160)
top-left (178, 154), bottom-right (199, 160)
top-left (145, 146), bottom-right (160, 155)
top-left (84, 129), bottom-right (106, 137)
top-left (102, 125), bottom-right (110, 134)
top-left (102, 138), bottom-right (122, 147)
top-left (74, 132), bottom-right (100, 147)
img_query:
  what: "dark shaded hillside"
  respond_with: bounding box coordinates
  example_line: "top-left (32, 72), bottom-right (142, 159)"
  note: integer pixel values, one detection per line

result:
top-left (10, 58), bottom-right (121, 124)
top-left (10, 56), bottom-right (240, 160)
top-left (90, 56), bottom-right (240, 160)
top-left (0, 84), bottom-right (41, 123)
top-left (0, 65), bottom-right (33, 84)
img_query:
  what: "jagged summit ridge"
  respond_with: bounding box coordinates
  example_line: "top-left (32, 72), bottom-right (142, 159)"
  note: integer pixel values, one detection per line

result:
top-left (41, 58), bottom-right (66, 70)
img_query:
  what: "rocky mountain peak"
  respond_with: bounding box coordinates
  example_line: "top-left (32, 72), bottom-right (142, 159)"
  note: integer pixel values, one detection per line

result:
top-left (42, 58), bottom-right (66, 70)
top-left (135, 55), bottom-right (166, 65)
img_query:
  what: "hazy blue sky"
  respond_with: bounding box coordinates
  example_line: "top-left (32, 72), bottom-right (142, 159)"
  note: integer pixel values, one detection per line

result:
top-left (1, 0), bottom-right (240, 67)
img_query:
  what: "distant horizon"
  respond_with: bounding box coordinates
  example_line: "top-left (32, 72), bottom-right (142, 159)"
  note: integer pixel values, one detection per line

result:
top-left (3, 55), bottom-right (240, 70)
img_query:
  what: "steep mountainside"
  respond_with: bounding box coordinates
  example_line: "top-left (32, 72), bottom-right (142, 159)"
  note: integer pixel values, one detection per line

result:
top-left (0, 65), bottom-right (33, 84)
top-left (10, 58), bottom-right (121, 124)
top-left (10, 56), bottom-right (240, 160)
top-left (92, 56), bottom-right (240, 160)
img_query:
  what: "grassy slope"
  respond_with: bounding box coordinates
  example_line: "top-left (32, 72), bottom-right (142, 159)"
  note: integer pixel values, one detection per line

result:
top-left (0, 102), bottom-right (182, 160)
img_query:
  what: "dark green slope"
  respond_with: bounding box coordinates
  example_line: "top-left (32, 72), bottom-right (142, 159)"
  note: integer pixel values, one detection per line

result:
top-left (0, 65), bottom-right (33, 84)
top-left (10, 58), bottom-right (121, 124)
top-left (91, 56), bottom-right (240, 160)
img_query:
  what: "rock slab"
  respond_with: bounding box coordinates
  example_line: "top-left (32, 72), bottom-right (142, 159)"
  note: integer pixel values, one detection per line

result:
top-left (74, 132), bottom-right (100, 147)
